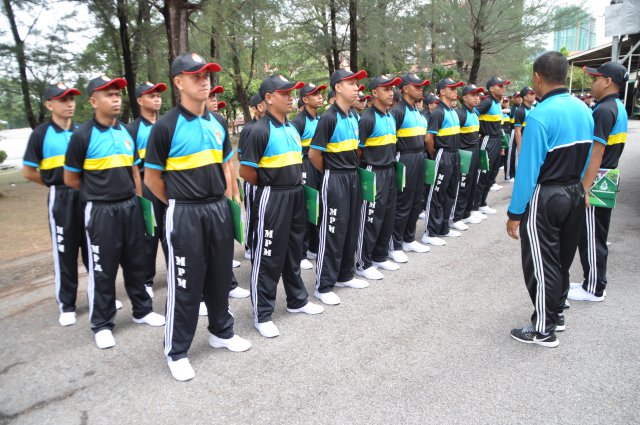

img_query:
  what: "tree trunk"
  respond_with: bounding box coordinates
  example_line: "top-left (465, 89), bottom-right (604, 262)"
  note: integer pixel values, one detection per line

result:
top-left (469, 42), bottom-right (483, 85)
top-left (139, 0), bottom-right (157, 82)
top-left (3, 0), bottom-right (37, 128)
top-left (117, 0), bottom-right (139, 119)
top-left (429, 0), bottom-right (436, 66)
top-left (162, 0), bottom-right (190, 104)
top-left (322, 6), bottom-right (335, 76)
top-left (209, 23), bottom-right (219, 87)
top-left (228, 24), bottom-right (251, 123)
top-left (329, 0), bottom-right (340, 70)
top-left (348, 0), bottom-right (358, 71)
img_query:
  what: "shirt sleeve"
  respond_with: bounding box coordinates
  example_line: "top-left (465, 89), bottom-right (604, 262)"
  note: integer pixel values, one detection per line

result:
top-left (514, 107), bottom-right (526, 127)
top-left (358, 111), bottom-right (376, 148)
top-left (389, 105), bottom-right (405, 132)
top-left (507, 115), bottom-right (548, 220)
top-left (64, 129), bottom-right (88, 173)
top-left (291, 113), bottom-right (305, 135)
top-left (213, 113), bottom-right (233, 163)
top-left (427, 107), bottom-right (444, 134)
top-left (592, 106), bottom-right (616, 145)
top-left (239, 121), bottom-right (269, 169)
top-left (310, 110), bottom-right (337, 152)
top-left (456, 108), bottom-right (467, 126)
top-left (145, 118), bottom-right (172, 171)
top-left (23, 125), bottom-right (45, 168)
top-left (476, 98), bottom-right (491, 114)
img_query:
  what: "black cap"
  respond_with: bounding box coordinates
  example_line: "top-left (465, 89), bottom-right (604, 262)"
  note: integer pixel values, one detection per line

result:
top-left (358, 93), bottom-right (371, 101)
top-left (423, 93), bottom-right (440, 105)
top-left (485, 76), bottom-right (510, 89)
top-left (44, 83), bottom-right (81, 101)
top-left (170, 52), bottom-right (221, 77)
top-left (327, 89), bottom-right (336, 100)
top-left (259, 75), bottom-right (304, 98)
top-left (329, 69), bottom-right (367, 89)
top-left (300, 83), bottom-right (327, 98)
top-left (519, 86), bottom-right (535, 97)
top-left (249, 93), bottom-right (263, 108)
top-left (583, 61), bottom-right (629, 87)
top-left (461, 84), bottom-right (485, 96)
top-left (368, 75), bottom-right (402, 90)
top-left (135, 81), bottom-right (167, 98)
top-left (399, 73), bottom-right (430, 88)
top-left (513, 91), bottom-right (522, 98)
top-left (87, 75), bottom-right (127, 96)
top-left (436, 78), bottom-right (464, 91)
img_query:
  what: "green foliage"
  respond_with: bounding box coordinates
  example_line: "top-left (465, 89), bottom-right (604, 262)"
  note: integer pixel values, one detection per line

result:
top-left (0, 150), bottom-right (7, 164)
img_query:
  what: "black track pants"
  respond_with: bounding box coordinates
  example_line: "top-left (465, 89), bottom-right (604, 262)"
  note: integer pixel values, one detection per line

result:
top-left (244, 181), bottom-right (256, 255)
top-left (578, 205), bottom-right (612, 297)
top-left (505, 130), bottom-right (518, 180)
top-left (141, 181), bottom-right (166, 287)
top-left (453, 146), bottom-right (480, 222)
top-left (391, 152), bottom-right (425, 250)
top-left (474, 135), bottom-right (501, 208)
top-left (425, 149), bottom-right (460, 237)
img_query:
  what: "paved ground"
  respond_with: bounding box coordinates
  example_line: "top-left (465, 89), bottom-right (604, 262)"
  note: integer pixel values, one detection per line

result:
top-left (1, 123), bottom-right (639, 425)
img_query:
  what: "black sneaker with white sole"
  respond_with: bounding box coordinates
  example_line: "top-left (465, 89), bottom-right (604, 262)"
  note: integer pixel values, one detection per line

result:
top-left (556, 314), bottom-right (565, 332)
top-left (510, 326), bottom-right (559, 348)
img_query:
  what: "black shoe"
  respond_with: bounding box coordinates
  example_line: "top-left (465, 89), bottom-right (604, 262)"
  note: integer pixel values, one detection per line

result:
top-left (562, 301), bottom-right (570, 310)
top-left (510, 326), bottom-right (559, 348)
top-left (556, 314), bottom-right (565, 332)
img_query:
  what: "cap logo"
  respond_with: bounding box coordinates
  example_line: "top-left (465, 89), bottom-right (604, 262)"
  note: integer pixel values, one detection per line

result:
top-left (215, 131), bottom-right (222, 145)
top-left (191, 53), bottom-right (204, 63)
top-left (101, 75), bottom-right (110, 82)
top-left (309, 83), bottom-right (315, 88)
top-left (145, 81), bottom-right (152, 86)
top-left (56, 82), bottom-right (67, 89)
top-left (381, 75), bottom-right (389, 80)
top-left (279, 75), bottom-right (289, 82)
top-left (412, 74), bottom-right (418, 79)
top-left (624, 72), bottom-right (629, 79)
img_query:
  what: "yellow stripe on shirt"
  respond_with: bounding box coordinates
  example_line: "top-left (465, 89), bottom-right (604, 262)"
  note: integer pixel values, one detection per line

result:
top-left (258, 151), bottom-right (303, 168)
top-left (607, 132), bottom-right (626, 145)
top-left (460, 125), bottom-right (479, 134)
top-left (138, 148), bottom-right (146, 159)
top-left (165, 149), bottom-right (223, 171)
top-left (365, 134), bottom-right (397, 147)
top-left (83, 154), bottom-right (134, 170)
top-left (397, 127), bottom-right (426, 138)
top-left (39, 155), bottom-right (65, 170)
top-left (437, 126), bottom-right (460, 136)
top-left (326, 139), bottom-right (358, 153)
top-left (301, 138), bottom-right (312, 148)
top-left (479, 114), bottom-right (502, 122)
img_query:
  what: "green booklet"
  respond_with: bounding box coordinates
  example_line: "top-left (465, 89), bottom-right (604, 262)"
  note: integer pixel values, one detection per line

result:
top-left (589, 168), bottom-right (620, 209)
top-left (459, 149), bottom-right (472, 174)
top-left (479, 149), bottom-right (490, 171)
top-left (501, 131), bottom-right (510, 149)
top-left (303, 185), bottom-right (320, 225)
top-left (425, 158), bottom-right (437, 185)
top-left (237, 177), bottom-right (245, 200)
top-left (137, 195), bottom-right (156, 237)
top-left (395, 161), bottom-right (406, 192)
top-left (358, 167), bottom-right (377, 202)
top-left (227, 197), bottom-right (245, 244)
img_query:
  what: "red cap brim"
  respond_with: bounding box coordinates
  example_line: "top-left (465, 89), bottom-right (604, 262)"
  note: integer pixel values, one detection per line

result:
top-left (275, 81), bottom-right (305, 93)
top-left (359, 95), bottom-right (372, 101)
top-left (412, 79), bottom-right (431, 87)
top-left (377, 77), bottom-right (403, 87)
top-left (210, 85), bottom-right (224, 95)
top-left (582, 66), bottom-right (601, 77)
top-left (94, 78), bottom-right (127, 92)
top-left (217, 100), bottom-right (226, 109)
top-left (445, 81), bottom-right (465, 89)
top-left (341, 70), bottom-right (368, 83)
top-left (466, 87), bottom-right (485, 95)
top-left (183, 63), bottom-right (222, 75)
top-left (305, 84), bottom-right (328, 96)
top-left (50, 88), bottom-right (81, 99)
top-left (143, 83), bottom-right (167, 95)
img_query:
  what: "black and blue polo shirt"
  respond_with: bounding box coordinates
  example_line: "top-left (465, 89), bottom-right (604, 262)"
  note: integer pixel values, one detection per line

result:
top-left (513, 103), bottom-right (533, 133)
top-left (358, 105), bottom-right (397, 167)
top-left (23, 120), bottom-right (77, 187)
top-left (592, 93), bottom-right (628, 169)
top-left (477, 95), bottom-right (503, 137)
top-left (390, 99), bottom-right (427, 153)
top-left (237, 118), bottom-right (258, 160)
top-left (292, 108), bottom-right (320, 158)
top-left (427, 102), bottom-right (461, 150)
top-left (310, 103), bottom-right (359, 170)
top-left (64, 118), bottom-right (140, 202)
top-left (239, 111), bottom-right (303, 186)
top-left (456, 106), bottom-right (480, 148)
top-left (126, 116), bottom-right (154, 168)
top-left (145, 104), bottom-right (232, 201)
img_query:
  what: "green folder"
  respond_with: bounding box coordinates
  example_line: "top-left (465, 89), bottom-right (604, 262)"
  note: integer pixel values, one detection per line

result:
top-left (459, 149), bottom-right (472, 174)
top-left (395, 161), bottom-right (406, 192)
top-left (303, 185), bottom-right (320, 225)
top-left (425, 158), bottom-right (437, 185)
top-left (479, 149), bottom-right (490, 171)
top-left (589, 168), bottom-right (620, 209)
top-left (237, 177), bottom-right (245, 200)
top-left (227, 197), bottom-right (245, 244)
top-left (501, 132), bottom-right (510, 149)
top-left (137, 195), bottom-right (156, 237)
top-left (358, 167), bottom-right (376, 203)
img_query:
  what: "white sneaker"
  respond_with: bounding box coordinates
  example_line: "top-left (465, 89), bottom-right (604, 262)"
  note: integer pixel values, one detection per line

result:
top-left (463, 215), bottom-right (482, 224)
top-left (300, 258), bottom-right (313, 270)
top-left (167, 358), bottom-right (195, 382)
top-left (145, 285), bottom-right (154, 298)
top-left (335, 278), bottom-right (369, 289)
top-left (372, 260), bottom-right (400, 271)
top-left (115, 300), bottom-right (123, 310)
top-left (244, 250), bottom-right (252, 259)
top-left (421, 235), bottom-right (446, 246)
top-left (451, 220), bottom-right (469, 231)
top-left (229, 287), bottom-right (250, 299)
top-left (314, 290), bottom-right (341, 305)
top-left (508, 178), bottom-right (515, 183)
top-left (133, 312), bottom-right (166, 326)
top-left (570, 281), bottom-right (582, 289)
top-left (287, 302), bottom-right (325, 315)
top-left (479, 206), bottom-right (497, 214)
top-left (568, 286), bottom-right (604, 302)
top-left (209, 334), bottom-right (252, 352)
top-left (232, 260), bottom-right (241, 268)
top-left (95, 329), bottom-right (115, 349)
top-left (402, 241), bottom-right (430, 253)
top-left (255, 321), bottom-right (280, 338)
top-left (490, 184), bottom-right (503, 191)
top-left (199, 302), bottom-right (208, 316)
top-left (356, 266), bottom-right (384, 280)
top-left (58, 312), bottom-right (77, 326)
top-left (443, 229), bottom-right (461, 238)
top-left (471, 210), bottom-right (488, 220)
top-left (389, 250), bottom-right (409, 263)
top-left (419, 211), bottom-right (425, 220)
top-left (306, 250), bottom-right (318, 260)
top-left (606, 241), bottom-right (611, 246)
